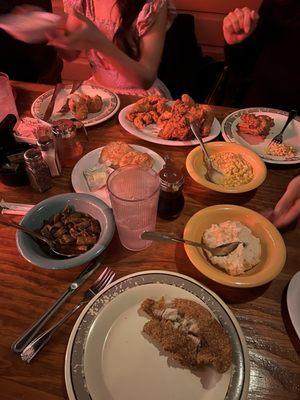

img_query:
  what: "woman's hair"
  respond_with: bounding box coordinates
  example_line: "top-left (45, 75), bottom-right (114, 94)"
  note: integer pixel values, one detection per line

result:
top-left (113, 0), bottom-right (147, 60)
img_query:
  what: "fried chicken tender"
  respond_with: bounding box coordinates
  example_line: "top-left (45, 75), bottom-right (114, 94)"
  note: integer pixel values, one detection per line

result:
top-left (141, 297), bottom-right (232, 374)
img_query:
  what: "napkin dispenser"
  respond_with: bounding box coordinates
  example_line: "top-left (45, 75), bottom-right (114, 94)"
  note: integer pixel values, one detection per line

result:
top-left (0, 114), bottom-right (30, 186)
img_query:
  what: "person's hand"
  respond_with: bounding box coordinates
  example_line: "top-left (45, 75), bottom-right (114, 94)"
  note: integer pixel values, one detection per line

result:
top-left (223, 7), bottom-right (259, 45)
top-left (48, 10), bottom-right (105, 51)
top-left (264, 175), bottom-right (300, 229)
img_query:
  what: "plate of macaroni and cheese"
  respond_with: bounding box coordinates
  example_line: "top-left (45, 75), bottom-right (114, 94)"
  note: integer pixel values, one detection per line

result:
top-left (221, 107), bottom-right (300, 164)
top-left (186, 142), bottom-right (267, 193)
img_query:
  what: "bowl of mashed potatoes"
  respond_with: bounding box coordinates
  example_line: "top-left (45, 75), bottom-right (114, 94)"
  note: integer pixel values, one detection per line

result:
top-left (183, 204), bottom-right (286, 287)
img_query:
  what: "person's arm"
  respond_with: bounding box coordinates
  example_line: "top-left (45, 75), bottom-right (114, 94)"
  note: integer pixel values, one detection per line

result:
top-left (49, 5), bottom-right (168, 89)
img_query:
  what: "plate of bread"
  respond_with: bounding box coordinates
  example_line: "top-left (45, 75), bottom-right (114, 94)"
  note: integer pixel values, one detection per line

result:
top-left (71, 141), bottom-right (165, 207)
top-left (31, 84), bottom-right (120, 127)
top-left (119, 94), bottom-right (221, 146)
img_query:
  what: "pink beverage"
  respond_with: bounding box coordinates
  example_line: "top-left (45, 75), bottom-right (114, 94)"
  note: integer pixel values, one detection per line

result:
top-left (0, 72), bottom-right (19, 122)
top-left (107, 165), bottom-right (160, 251)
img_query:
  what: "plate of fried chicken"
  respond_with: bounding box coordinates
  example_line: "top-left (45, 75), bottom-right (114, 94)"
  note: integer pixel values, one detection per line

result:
top-left (222, 107), bottom-right (300, 164)
top-left (65, 270), bottom-right (249, 400)
top-left (119, 94), bottom-right (221, 146)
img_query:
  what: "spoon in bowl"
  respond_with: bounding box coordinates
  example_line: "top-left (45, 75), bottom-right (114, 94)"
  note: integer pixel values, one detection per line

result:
top-left (141, 231), bottom-right (242, 257)
top-left (0, 219), bottom-right (76, 258)
top-left (190, 120), bottom-right (224, 185)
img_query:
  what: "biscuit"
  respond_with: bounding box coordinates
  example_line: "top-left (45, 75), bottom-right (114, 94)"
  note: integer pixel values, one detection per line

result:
top-left (100, 141), bottom-right (131, 168)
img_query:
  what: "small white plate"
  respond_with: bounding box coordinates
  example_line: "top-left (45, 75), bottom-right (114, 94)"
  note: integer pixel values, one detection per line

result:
top-left (31, 84), bottom-right (120, 127)
top-left (71, 145), bottom-right (165, 207)
top-left (287, 271), bottom-right (300, 339)
top-left (119, 104), bottom-right (221, 146)
top-left (222, 107), bottom-right (300, 164)
top-left (65, 270), bottom-right (250, 400)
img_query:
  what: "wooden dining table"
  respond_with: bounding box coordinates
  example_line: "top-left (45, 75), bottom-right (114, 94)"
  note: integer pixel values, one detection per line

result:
top-left (0, 81), bottom-right (299, 400)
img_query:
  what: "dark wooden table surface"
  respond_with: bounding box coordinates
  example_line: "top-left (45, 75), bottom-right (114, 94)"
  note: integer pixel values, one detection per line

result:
top-left (0, 81), bottom-right (299, 400)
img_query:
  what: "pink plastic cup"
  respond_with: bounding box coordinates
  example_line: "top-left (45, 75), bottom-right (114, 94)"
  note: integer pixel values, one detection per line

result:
top-left (107, 165), bottom-right (160, 251)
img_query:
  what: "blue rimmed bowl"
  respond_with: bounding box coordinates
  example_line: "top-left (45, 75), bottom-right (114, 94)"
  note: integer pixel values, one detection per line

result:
top-left (16, 193), bottom-right (115, 269)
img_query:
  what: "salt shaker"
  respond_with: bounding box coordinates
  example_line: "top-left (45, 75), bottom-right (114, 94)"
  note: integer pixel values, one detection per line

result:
top-left (24, 148), bottom-right (52, 192)
top-left (37, 138), bottom-right (61, 177)
top-left (52, 119), bottom-right (83, 167)
top-left (157, 163), bottom-right (184, 220)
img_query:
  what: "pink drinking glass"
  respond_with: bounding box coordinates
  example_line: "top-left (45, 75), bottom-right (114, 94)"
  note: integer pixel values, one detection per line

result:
top-left (107, 165), bottom-right (160, 251)
top-left (0, 72), bottom-right (19, 122)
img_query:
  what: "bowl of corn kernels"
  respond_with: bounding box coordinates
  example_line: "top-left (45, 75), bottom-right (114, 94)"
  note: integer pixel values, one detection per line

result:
top-left (186, 142), bottom-right (267, 193)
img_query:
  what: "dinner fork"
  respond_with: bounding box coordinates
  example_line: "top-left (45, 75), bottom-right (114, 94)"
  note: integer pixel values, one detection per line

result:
top-left (190, 120), bottom-right (224, 185)
top-left (269, 109), bottom-right (298, 146)
top-left (20, 267), bottom-right (115, 363)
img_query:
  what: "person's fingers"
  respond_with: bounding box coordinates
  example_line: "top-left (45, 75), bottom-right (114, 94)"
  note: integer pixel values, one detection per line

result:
top-left (233, 8), bottom-right (244, 31)
top-left (274, 182), bottom-right (299, 216)
top-left (243, 8), bottom-right (252, 33)
top-left (251, 10), bottom-right (260, 21)
top-left (227, 12), bottom-right (241, 33)
top-left (272, 198), bottom-right (300, 228)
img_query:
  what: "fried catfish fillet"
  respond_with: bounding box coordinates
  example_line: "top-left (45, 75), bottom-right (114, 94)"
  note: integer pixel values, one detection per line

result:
top-left (140, 297), bottom-right (232, 374)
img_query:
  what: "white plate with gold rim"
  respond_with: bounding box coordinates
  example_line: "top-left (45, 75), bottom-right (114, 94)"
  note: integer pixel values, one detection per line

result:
top-left (31, 84), bottom-right (120, 127)
top-left (65, 271), bottom-right (249, 400)
top-left (221, 107), bottom-right (300, 164)
top-left (119, 104), bottom-right (221, 146)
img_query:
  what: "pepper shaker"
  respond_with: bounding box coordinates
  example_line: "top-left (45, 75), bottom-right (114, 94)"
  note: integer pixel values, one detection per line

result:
top-left (24, 148), bottom-right (52, 192)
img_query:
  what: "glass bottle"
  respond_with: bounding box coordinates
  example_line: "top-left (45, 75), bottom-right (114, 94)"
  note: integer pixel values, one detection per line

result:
top-left (52, 119), bottom-right (83, 167)
top-left (24, 148), bottom-right (52, 192)
top-left (157, 164), bottom-right (184, 220)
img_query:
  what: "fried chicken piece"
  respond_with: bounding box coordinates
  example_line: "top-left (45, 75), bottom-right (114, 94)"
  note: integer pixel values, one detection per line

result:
top-left (200, 105), bottom-right (214, 137)
top-left (181, 93), bottom-right (195, 106)
top-left (140, 297), bottom-right (232, 374)
top-left (68, 93), bottom-right (89, 120)
top-left (237, 113), bottom-right (275, 137)
top-left (149, 110), bottom-right (159, 123)
top-left (133, 114), bottom-right (147, 129)
top-left (87, 94), bottom-right (103, 113)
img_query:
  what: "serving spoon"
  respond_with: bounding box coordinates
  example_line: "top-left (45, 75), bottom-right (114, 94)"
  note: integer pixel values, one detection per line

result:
top-left (190, 120), bottom-right (224, 185)
top-left (0, 219), bottom-right (76, 258)
top-left (141, 231), bottom-right (241, 257)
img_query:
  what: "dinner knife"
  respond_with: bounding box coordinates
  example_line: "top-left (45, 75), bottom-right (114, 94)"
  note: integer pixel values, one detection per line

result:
top-left (58, 80), bottom-right (82, 114)
top-left (12, 252), bottom-right (106, 354)
top-left (43, 82), bottom-right (64, 122)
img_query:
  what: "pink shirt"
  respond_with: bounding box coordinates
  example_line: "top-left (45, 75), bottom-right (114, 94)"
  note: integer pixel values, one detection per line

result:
top-left (63, 0), bottom-right (176, 97)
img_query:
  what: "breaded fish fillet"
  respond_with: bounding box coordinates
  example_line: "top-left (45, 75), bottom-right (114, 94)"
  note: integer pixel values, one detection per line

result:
top-left (140, 297), bottom-right (232, 373)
